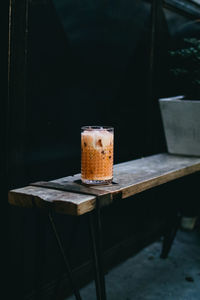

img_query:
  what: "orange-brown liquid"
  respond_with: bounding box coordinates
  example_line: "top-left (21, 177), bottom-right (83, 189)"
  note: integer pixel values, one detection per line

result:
top-left (81, 130), bottom-right (113, 181)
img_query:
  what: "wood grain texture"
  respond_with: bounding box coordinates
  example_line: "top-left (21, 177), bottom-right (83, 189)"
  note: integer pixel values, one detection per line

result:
top-left (8, 186), bottom-right (96, 215)
top-left (8, 153), bottom-right (200, 215)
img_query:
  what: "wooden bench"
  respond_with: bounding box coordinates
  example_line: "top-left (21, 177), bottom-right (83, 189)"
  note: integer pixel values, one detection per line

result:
top-left (8, 153), bottom-right (200, 300)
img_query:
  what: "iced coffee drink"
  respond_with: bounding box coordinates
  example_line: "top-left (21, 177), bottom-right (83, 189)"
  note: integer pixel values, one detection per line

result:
top-left (81, 126), bottom-right (114, 185)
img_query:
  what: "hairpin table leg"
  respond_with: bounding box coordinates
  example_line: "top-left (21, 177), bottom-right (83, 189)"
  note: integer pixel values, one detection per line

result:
top-left (160, 211), bottom-right (181, 259)
top-left (88, 199), bottom-right (107, 300)
top-left (48, 211), bottom-right (82, 300)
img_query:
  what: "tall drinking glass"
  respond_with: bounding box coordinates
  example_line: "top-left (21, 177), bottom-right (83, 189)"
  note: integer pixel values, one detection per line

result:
top-left (81, 126), bottom-right (114, 185)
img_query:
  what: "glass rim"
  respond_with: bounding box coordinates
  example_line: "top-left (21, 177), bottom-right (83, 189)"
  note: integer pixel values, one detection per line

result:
top-left (81, 125), bottom-right (114, 131)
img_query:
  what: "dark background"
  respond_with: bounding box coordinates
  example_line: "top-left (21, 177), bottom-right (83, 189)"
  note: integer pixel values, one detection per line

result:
top-left (2, 0), bottom-right (200, 299)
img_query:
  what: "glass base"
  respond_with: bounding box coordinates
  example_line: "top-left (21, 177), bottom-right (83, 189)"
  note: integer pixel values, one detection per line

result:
top-left (81, 178), bottom-right (113, 185)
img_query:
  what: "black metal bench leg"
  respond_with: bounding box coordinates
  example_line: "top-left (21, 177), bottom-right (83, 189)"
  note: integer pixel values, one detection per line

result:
top-left (88, 202), bottom-right (107, 300)
top-left (160, 212), bottom-right (182, 259)
top-left (48, 212), bottom-right (82, 300)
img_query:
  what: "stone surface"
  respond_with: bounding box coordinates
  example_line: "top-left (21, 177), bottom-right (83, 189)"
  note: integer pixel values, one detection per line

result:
top-left (66, 228), bottom-right (200, 300)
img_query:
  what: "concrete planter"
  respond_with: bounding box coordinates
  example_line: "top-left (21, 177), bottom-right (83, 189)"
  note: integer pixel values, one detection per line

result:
top-left (159, 96), bottom-right (200, 156)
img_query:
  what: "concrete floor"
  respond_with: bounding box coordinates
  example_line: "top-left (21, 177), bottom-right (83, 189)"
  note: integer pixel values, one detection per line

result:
top-left (66, 228), bottom-right (200, 300)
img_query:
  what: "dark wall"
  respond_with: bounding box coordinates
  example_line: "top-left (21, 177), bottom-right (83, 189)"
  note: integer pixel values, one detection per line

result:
top-left (1, 0), bottom-right (9, 298)
top-left (5, 1), bottom-right (200, 299)
top-left (26, 0), bottom-right (158, 182)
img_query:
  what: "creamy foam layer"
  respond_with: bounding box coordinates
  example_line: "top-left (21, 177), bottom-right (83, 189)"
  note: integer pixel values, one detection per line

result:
top-left (81, 130), bottom-right (113, 149)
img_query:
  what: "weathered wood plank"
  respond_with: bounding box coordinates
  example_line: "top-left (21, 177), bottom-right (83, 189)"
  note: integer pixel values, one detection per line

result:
top-left (8, 186), bottom-right (96, 215)
top-left (8, 153), bottom-right (200, 215)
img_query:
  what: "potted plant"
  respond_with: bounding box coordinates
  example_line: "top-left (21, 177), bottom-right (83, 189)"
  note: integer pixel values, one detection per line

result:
top-left (159, 38), bottom-right (200, 156)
